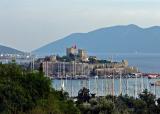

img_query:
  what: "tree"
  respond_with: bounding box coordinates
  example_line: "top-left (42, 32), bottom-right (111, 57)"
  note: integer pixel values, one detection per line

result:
top-left (139, 89), bottom-right (157, 114)
top-left (0, 64), bottom-right (80, 114)
top-left (98, 98), bottom-right (115, 114)
top-left (39, 62), bottom-right (43, 74)
top-left (133, 99), bottom-right (147, 114)
top-left (77, 87), bottom-right (91, 103)
top-left (115, 95), bottom-right (132, 114)
top-left (139, 89), bottom-right (156, 107)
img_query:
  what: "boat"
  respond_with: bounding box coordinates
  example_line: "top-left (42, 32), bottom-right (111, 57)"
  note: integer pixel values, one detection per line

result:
top-left (150, 81), bottom-right (160, 86)
top-left (148, 74), bottom-right (157, 79)
top-left (95, 75), bottom-right (98, 79)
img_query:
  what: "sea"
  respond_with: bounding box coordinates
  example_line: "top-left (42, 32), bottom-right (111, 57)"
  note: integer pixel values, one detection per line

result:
top-left (52, 53), bottom-right (160, 97)
top-left (95, 53), bottom-right (160, 73)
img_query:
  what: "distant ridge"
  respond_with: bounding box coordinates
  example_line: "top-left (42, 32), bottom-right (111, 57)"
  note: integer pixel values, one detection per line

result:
top-left (33, 24), bottom-right (160, 56)
top-left (0, 45), bottom-right (24, 54)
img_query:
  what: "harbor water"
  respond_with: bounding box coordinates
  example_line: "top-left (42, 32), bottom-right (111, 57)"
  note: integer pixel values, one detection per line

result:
top-left (52, 77), bottom-right (160, 97)
top-left (52, 53), bottom-right (160, 97)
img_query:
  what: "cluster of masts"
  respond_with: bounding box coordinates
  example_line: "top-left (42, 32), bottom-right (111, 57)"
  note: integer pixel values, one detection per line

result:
top-left (30, 55), bottom-right (158, 98)
top-left (54, 72), bottom-right (158, 98)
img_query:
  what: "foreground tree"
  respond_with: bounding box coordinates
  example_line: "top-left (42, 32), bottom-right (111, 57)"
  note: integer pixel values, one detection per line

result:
top-left (139, 89), bottom-right (157, 114)
top-left (77, 87), bottom-right (91, 103)
top-left (0, 63), bottom-right (80, 114)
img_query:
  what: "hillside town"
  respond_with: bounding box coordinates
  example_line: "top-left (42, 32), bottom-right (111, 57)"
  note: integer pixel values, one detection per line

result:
top-left (37, 46), bottom-right (138, 79)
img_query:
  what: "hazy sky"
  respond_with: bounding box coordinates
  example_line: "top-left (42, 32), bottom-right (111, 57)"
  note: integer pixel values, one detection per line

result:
top-left (0, 0), bottom-right (160, 52)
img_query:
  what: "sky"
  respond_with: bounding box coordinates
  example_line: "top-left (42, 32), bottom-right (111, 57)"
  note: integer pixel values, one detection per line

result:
top-left (0, 0), bottom-right (160, 52)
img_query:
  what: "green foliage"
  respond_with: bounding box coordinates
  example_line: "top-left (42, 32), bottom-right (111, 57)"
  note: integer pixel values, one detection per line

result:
top-left (139, 89), bottom-right (156, 107)
top-left (77, 87), bottom-right (91, 103)
top-left (98, 98), bottom-right (115, 114)
top-left (138, 89), bottom-right (157, 114)
top-left (77, 97), bottom-right (115, 114)
top-left (77, 88), bottom-right (160, 114)
top-left (56, 55), bottom-right (76, 62)
top-left (0, 63), bottom-right (80, 114)
top-left (1, 64), bottom-right (160, 114)
top-left (133, 99), bottom-right (147, 114)
top-left (88, 57), bottom-right (97, 64)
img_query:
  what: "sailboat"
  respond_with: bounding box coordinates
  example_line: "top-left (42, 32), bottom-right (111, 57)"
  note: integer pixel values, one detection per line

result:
top-left (61, 79), bottom-right (65, 91)
top-left (150, 81), bottom-right (160, 86)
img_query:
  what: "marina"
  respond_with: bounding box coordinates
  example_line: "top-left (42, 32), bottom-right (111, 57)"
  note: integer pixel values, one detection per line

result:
top-left (2, 1), bottom-right (160, 113)
top-left (52, 77), bottom-right (160, 98)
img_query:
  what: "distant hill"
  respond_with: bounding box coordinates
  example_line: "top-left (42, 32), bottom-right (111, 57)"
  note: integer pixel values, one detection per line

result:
top-left (33, 24), bottom-right (160, 56)
top-left (0, 45), bottom-right (24, 54)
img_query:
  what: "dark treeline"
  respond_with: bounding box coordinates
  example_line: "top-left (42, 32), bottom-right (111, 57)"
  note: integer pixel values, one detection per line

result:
top-left (0, 63), bottom-right (79, 114)
top-left (1, 63), bottom-right (160, 114)
top-left (76, 87), bottom-right (160, 114)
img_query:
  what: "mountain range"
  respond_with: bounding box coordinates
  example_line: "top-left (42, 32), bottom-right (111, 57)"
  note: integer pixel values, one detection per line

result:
top-left (33, 24), bottom-right (160, 56)
top-left (0, 45), bottom-right (23, 54)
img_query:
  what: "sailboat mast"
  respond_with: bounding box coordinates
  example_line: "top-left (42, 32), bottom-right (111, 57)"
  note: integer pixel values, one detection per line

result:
top-left (63, 62), bottom-right (66, 77)
top-left (95, 76), bottom-right (98, 96)
top-left (88, 79), bottom-right (90, 91)
top-left (147, 77), bottom-right (149, 92)
top-left (81, 63), bottom-right (83, 76)
top-left (102, 79), bottom-right (104, 96)
top-left (32, 55), bottom-right (35, 72)
top-left (126, 74), bottom-right (128, 95)
top-left (58, 62), bottom-right (60, 78)
top-left (154, 82), bottom-right (156, 96)
top-left (30, 53), bottom-right (34, 72)
top-left (46, 61), bottom-right (48, 77)
top-left (112, 69), bottom-right (115, 96)
top-left (74, 54), bottom-right (76, 77)
top-left (135, 74), bottom-right (138, 98)
top-left (119, 71), bottom-right (122, 95)
top-left (71, 62), bottom-right (73, 97)
top-left (141, 74), bottom-right (144, 92)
